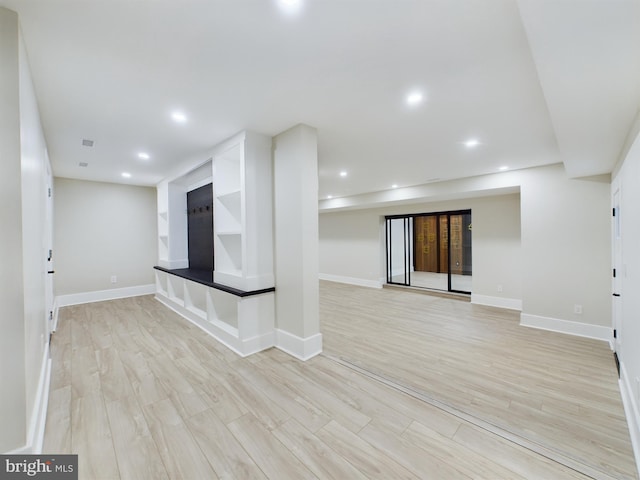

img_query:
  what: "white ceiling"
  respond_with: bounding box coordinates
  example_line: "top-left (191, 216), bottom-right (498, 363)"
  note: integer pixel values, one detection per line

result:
top-left (2, 0), bottom-right (639, 199)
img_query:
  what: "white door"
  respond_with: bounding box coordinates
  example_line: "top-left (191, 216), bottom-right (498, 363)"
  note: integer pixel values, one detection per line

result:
top-left (612, 187), bottom-right (622, 354)
top-left (44, 159), bottom-right (55, 333)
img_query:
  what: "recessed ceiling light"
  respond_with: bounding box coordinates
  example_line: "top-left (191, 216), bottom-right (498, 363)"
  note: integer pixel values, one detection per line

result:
top-left (339, 171), bottom-right (348, 177)
top-left (464, 139), bottom-right (480, 148)
top-left (121, 172), bottom-right (132, 178)
top-left (499, 166), bottom-right (509, 171)
top-left (171, 111), bottom-right (187, 123)
top-left (327, 195), bottom-right (333, 199)
top-left (391, 184), bottom-right (398, 189)
top-left (138, 152), bottom-right (150, 160)
top-left (277, 0), bottom-right (302, 14)
top-left (406, 91), bottom-right (424, 106)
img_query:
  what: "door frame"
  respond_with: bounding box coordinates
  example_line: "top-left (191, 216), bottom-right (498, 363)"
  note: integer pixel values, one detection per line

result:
top-left (612, 184), bottom-right (622, 355)
top-left (385, 209), bottom-right (471, 294)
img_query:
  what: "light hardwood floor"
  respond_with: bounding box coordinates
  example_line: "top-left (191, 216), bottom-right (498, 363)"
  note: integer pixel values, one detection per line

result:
top-left (43, 282), bottom-right (637, 479)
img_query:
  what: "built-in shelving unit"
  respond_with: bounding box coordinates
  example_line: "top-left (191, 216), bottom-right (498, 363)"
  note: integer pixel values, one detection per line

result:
top-left (154, 267), bottom-right (275, 356)
top-left (212, 131), bottom-right (274, 291)
top-left (154, 130), bottom-right (275, 357)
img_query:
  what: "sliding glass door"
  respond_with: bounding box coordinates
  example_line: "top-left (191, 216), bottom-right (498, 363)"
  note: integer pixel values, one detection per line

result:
top-left (386, 217), bottom-right (412, 286)
top-left (385, 210), bottom-right (472, 294)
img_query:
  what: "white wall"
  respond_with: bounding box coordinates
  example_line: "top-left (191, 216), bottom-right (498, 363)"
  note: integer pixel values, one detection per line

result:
top-left (520, 164), bottom-right (611, 328)
top-left (19, 25), bottom-right (51, 453)
top-left (0, 6), bottom-right (51, 453)
top-left (0, 7), bottom-right (27, 453)
top-left (320, 193), bottom-right (522, 304)
top-left (53, 178), bottom-right (157, 296)
top-left (612, 126), bottom-right (640, 466)
top-left (320, 164), bottom-right (611, 334)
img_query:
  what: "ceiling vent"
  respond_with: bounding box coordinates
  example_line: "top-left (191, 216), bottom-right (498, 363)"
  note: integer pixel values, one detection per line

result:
top-left (79, 162), bottom-right (89, 167)
top-left (82, 139), bottom-right (94, 147)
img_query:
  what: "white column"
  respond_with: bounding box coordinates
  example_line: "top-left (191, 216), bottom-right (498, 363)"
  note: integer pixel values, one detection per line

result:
top-left (273, 124), bottom-right (322, 360)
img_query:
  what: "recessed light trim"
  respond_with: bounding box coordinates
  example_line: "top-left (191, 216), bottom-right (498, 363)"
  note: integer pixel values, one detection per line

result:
top-left (277, 0), bottom-right (302, 14)
top-left (121, 172), bottom-right (132, 178)
top-left (138, 152), bottom-right (150, 160)
top-left (171, 111), bottom-right (187, 123)
top-left (406, 91), bottom-right (424, 106)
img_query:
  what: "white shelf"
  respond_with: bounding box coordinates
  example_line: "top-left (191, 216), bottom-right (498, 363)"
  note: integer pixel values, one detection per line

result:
top-left (216, 189), bottom-right (241, 202)
top-left (212, 130), bottom-right (273, 291)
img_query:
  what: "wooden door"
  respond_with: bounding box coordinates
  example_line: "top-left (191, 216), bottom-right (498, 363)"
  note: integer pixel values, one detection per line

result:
top-left (414, 216), bottom-right (438, 272)
top-left (438, 215), bottom-right (448, 273)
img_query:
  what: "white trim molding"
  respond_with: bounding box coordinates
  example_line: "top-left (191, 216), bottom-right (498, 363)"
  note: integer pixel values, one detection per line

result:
top-left (8, 344), bottom-right (51, 454)
top-left (520, 313), bottom-right (612, 343)
top-left (276, 329), bottom-right (323, 361)
top-left (620, 361), bottom-right (640, 479)
top-left (319, 273), bottom-right (382, 289)
top-left (52, 297), bottom-right (60, 332)
top-left (471, 294), bottom-right (522, 311)
top-left (55, 284), bottom-right (155, 308)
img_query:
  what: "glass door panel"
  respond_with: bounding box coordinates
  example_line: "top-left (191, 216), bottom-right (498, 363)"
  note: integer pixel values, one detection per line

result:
top-left (450, 213), bottom-right (472, 293)
top-left (386, 217), bottom-right (411, 285)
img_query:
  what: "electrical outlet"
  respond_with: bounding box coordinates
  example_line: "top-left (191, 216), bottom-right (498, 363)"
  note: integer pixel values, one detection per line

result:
top-left (497, 284), bottom-right (503, 292)
top-left (574, 304), bottom-right (582, 314)
top-left (110, 275), bottom-right (117, 284)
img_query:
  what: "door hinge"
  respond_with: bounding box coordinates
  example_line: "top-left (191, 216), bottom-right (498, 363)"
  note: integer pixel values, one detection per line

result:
top-left (49, 311), bottom-right (53, 321)
top-left (613, 268), bottom-right (616, 278)
top-left (613, 207), bottom-right (616, 216)
top-left (613, 329), bottom-right (617, 339)
top-left (48, 187), bottom-right (51, 198)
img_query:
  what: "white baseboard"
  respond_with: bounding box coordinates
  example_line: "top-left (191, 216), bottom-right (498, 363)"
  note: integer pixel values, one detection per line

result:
top-left (30, 345), bottom-right (51, 454)
top-left (52, 297), bottom-right (60, 332)
top-left (8, 344), bottom-right (52, 454)
top-left (471, 294), bottom-right (522, 311)
top-left (620, 361), bottom-right (640, 479)
top-left (319, 273), bottom-right (382, 289)
top-left (55, 284), bottom-right (155, 308)
top-left (275, 330), bottom-right (323, 361)
top-left (520, 313), bottom-right (612, 343)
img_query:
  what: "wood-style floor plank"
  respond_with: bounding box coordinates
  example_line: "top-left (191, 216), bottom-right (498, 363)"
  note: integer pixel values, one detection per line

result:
top-left (227, 413), bottom-right (316, 479)
top-left (186, 408), bottom-right (267, 480)
top-left (320, 281), bottom-right (637, 479)
top-left (104, 394), bottom-right (169, 480)
top-left (43, 287), bottom-right (638, 480)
